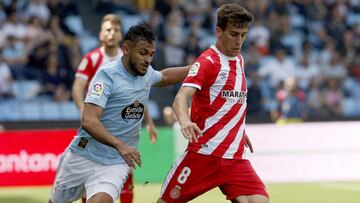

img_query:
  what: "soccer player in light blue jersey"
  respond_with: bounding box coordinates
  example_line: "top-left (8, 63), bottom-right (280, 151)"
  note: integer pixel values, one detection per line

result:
top-left (49, 22), bottom-right (190, 203)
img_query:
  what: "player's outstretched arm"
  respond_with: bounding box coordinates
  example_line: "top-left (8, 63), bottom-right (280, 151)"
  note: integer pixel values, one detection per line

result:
top-left (81, 103), bottom-right (142, 168)
top-left (173, 86), bottom-right (202, 143)
top-left (156, 65), bottom-right (190, 87)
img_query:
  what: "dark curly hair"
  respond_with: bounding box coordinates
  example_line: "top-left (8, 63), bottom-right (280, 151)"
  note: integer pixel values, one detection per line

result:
top-left (216, 4), bottom-right (253, 30)
top-left (124, 21), bottom-right (155, 45)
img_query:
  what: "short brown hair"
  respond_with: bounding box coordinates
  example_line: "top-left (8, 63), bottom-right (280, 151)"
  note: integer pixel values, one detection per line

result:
top-left (101, 14), bottom-right (122, 27)
top-left (216, 4), bottom-right (253, 30)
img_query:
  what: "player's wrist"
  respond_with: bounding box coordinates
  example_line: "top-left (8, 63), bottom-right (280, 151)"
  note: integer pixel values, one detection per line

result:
top-left (114, 139), bottom-right (126, 151)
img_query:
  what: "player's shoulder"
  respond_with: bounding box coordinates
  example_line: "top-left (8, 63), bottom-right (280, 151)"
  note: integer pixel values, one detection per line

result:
top-left (84, 47), bottom-right (102, 58)
top-left (83, 47), bottom-right (103, 64)
top-left (196, 47), bottom-right (219, 65)
top-left (98, 59), bottom-right (119, 77)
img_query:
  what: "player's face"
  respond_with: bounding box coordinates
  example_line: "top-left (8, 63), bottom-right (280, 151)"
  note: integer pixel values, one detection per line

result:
top-left (216, 23), bottom-right (248, 57)
top-left (99, 21), bottom-right (122, 48)
top-left (127, 40), bottom-right (155, 76)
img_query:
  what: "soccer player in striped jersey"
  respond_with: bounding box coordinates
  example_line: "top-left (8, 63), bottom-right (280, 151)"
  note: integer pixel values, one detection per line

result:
top-left (158, 4), bottom-right (269, 203)
top-left (71, 14), bottom-right (157, 203)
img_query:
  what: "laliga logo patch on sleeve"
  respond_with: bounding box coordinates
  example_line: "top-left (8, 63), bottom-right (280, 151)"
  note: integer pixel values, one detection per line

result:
top-left (188, 62), bottom-right (200, 76)
top-left (90, 82), bottom-right (104, 98)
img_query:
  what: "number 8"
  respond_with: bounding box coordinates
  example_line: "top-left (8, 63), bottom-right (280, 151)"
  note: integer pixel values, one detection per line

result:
top-left (177, 166), bottom-right (191, 184)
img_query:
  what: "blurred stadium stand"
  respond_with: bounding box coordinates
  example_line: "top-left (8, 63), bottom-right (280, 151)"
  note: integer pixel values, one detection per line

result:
top-left (0, 0), bottom-right (359, 129)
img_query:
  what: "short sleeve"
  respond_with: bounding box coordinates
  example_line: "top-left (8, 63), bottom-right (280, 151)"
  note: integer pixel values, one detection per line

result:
top-left (148, 65), bottom-right (163, 85)
top-left (84, 69), bottom-right (113, 108)
top-left (182, 57), bottom-right (210, 90)
top-left (75, 55), bottom-right (92, 81)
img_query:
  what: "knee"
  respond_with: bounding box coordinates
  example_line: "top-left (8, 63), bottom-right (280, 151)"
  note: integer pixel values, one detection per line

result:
top-left (233, 195), bottom-right (269, 203)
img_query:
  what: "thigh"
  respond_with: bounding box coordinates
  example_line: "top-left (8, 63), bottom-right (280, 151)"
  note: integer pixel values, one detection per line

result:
top-left (50, 150), bottom-right (91, 203)
top-left (160, 151), bottom-right (220, 203)
top-left (219, 159), bottom-right (268, 201)
top-left (85, 163), bottom-right (130, 201)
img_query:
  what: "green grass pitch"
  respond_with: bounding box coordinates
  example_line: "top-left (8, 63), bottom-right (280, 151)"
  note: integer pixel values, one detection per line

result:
top-left (0, 182), bottom-right (359, 203)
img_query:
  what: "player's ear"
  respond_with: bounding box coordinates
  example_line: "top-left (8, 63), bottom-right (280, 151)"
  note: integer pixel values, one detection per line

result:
top-left (122, 42), bottom-right (129, 55)
top-left (99, 31), bottom-right (104, 42)
top-left (215, 27), bottom-right (222, 38)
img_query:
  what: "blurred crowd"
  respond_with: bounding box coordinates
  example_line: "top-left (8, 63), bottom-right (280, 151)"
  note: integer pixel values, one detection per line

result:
top-left (0, 0), bottom-right (81, 102)
top-left (0, 0), bottom-right (359, 121)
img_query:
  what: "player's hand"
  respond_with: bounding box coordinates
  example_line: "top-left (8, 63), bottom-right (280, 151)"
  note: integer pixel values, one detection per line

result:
top-left (146, 123), bottom-right (157, 144)
top-left (244, 133), bottom-right (254, 153)
top-left (180, 121), bottom-right (202, 143)
top-left (117, 144), bottom-right (142, 168)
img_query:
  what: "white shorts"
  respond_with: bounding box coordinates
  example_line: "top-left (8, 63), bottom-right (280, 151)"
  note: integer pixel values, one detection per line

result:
top-left (50, 149), bottom-right (130, 203)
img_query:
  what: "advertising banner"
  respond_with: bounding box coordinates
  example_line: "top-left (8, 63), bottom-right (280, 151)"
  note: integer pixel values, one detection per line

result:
top-left (0, 129), bottom-right (77, 186)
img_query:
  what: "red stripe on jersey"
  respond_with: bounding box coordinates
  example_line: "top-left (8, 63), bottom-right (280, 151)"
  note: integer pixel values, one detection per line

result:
top-left (210, 109), bottom-right (246, 157)
top-left (76, 47), bottom-right (104, 81)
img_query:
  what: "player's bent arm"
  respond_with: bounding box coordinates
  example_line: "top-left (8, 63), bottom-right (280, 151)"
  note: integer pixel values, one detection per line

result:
top-left (81, 103), bottom-right (141, 168)
top-left (71, 77), bottom-right (88, 115)
top-left (173, 86), bottom-right (202, 142)
top-left (173, 86), bottom-right (196, 124)
top-left (156, 65), bottom-right (190, 87)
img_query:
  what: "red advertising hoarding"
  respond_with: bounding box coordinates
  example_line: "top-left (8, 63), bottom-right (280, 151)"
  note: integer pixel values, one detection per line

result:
top-left (0, 129), bottom-right (77, 186)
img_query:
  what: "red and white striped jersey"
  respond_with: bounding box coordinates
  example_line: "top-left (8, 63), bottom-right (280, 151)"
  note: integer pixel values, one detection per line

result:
top-left (183, 45), bottom-right (248, 160)
top-left (75, 47), bottom-right (123, 82)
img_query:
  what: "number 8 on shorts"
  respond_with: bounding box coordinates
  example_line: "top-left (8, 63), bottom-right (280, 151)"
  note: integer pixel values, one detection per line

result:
top-left (177, 166), bottom-right (191, 184)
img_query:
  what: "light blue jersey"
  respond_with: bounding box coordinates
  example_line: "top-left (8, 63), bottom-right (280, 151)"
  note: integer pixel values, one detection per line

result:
top-left (69, 58), bottom-right (162, 165)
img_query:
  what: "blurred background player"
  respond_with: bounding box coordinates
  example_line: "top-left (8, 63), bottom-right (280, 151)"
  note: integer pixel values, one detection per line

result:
top-left (71, 13), bottom-right (157, 203)
top-left (158, 4), bottom-right (267, 203)
top-left (272, 77), bottom-right (307, 124)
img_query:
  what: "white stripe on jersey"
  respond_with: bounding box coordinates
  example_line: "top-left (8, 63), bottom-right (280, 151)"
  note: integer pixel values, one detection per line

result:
top-left (206, 55), bottom-right (214, 64)
top-left (198, 57), bottom-right (245, 156)
top-left (75, 73), bottom-right (89, 80)
top-left (182, 83), bottom-right (201, 90)
top-left (90, 52), bottom-right (100, 66)
top-left (209, 56), bottom-right (230, 104)
top-left (160, 151), bottom-right (188, 196)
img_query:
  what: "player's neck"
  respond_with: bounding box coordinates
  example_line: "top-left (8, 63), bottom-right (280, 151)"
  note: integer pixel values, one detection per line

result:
top-left (215, 41), bottom-right (238, 58)
top-left (121, 57), bottom-right (136, 77)
top-left (215, 41), bottom-right (227, 56)
top-left (103, 46), bottom-right (118, 57)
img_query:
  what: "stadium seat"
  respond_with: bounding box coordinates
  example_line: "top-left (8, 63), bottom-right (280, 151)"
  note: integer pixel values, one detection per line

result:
top-left (41, 101), bottom-right (62, 120)
top-left (21, 101), bottom-right (43, 120)
top-left (13, 80), bottom-right (42, 101)
top-left (60, 101), bottom-right (80, 120)
top-left (64, 15), bottom-right (85, 36)
top-left (0, 99), bottom-right (21, 121)
top-left (117, 14), bottom-right (142, 32)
